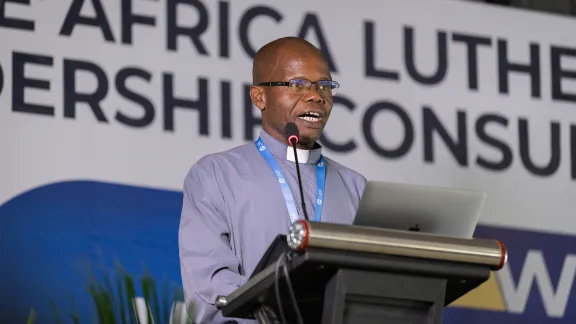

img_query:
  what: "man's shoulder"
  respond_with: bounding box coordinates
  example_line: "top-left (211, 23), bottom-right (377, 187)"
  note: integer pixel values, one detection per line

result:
top-left (324, 156), bottom-right (367, 184)
top-left (196, 142), bottom-right (254, 164)
top-left (186, 142), bottom-right (256, 178)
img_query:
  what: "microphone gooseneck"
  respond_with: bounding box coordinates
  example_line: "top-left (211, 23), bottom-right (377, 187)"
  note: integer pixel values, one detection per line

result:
top-left (284, 122), bottom-right (309, 222)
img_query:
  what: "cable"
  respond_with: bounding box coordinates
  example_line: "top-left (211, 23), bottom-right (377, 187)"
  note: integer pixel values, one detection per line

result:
top-left (283, 252), bottom-right (304, 324)
top-left (274, 252), bottom-right (305, 324)
top-left (275, 253), bottom-right (288, 324)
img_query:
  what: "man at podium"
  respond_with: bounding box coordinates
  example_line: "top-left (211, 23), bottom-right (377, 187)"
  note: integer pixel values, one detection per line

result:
top-left (178, 37), bottom-right (366, 323)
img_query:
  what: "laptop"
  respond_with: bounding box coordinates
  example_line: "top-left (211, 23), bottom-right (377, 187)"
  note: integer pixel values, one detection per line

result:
top-left (353, 181), bottom-right (487, 239)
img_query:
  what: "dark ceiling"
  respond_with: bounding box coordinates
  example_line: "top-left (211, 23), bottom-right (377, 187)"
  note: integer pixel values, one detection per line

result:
top-left (466, 0), bottom-right (576, 17)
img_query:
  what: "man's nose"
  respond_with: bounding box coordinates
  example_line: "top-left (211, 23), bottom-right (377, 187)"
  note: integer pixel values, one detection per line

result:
top-left (302, 86), bottom-right (324, 103)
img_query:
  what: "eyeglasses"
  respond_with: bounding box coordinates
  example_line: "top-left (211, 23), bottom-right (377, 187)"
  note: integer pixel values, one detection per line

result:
top-left (258, 79), bottom-right (340, 96)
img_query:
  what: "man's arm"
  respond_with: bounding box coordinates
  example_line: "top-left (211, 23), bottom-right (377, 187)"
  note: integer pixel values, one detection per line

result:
top-left (179, 157), bottom-right (247, 323)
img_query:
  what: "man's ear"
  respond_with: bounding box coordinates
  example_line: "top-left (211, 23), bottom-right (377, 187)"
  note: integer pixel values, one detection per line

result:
top-left (250, 86), bottom-right (266, 112)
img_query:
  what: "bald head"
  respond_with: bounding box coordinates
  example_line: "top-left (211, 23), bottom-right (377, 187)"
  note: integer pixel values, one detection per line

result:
top-left (252, 37), bottom-right (328, 84)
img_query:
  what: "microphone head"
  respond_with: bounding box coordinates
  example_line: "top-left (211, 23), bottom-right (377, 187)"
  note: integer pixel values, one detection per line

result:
top-left (285, 122), bottom-right (300, 145)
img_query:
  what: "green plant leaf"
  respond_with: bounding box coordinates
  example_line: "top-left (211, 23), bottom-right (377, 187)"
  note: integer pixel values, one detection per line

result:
top-left (123, 270), bottom-right (138, 324)
top-left (162, 276), bottom-right (170, 324)
top-left (88, 275), bottom-right (118, 324)
top-left (149, 274), bottom-right (160, 324)
top-left (142, 272), bottom-right (153, 324)
top-left (51, 300), bottom-right (61, 324)
top-left (66, 290), bottom-right (81, 324)
top-left (114, 262), bottom-right (128, 324)
top-left (26, 308), bottom-right (37, 324)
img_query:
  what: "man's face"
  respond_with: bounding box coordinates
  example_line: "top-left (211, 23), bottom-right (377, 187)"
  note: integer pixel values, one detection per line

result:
top-left (260, 52), bottom-right (335, 146)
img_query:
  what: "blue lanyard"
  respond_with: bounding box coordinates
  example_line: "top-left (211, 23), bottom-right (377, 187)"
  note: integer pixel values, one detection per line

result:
top-left (255, 137), bottom-right (326, 223)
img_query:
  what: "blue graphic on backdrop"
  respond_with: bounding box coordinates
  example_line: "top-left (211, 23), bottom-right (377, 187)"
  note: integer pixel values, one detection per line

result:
top-left (0, 181), bottom-right (184, 323)
top-left (1, 180), bottom-right (574, 323)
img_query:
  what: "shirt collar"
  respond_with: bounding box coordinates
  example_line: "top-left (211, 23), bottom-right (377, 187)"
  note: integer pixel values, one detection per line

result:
top-left (259, 129), bottom-right (323, 164)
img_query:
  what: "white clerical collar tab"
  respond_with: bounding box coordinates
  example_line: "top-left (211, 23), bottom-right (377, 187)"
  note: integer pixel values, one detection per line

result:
top-left (286, 146), bottom-right (322, 164)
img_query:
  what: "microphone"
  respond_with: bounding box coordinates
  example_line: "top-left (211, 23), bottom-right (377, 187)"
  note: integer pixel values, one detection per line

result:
top-left (284, 122), bottom-right (309, 222)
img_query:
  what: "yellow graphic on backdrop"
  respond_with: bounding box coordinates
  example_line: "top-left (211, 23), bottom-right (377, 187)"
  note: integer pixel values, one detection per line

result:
top-left (450, 272), bottom-right (506, 311)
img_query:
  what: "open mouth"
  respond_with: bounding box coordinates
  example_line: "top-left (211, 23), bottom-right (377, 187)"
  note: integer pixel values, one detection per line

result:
top-left (298, 112), bottom-right (322, 123)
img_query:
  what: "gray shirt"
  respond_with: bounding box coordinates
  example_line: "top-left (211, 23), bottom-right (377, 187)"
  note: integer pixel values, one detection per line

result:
top-left (179, 129), bottom-right (366, 323)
